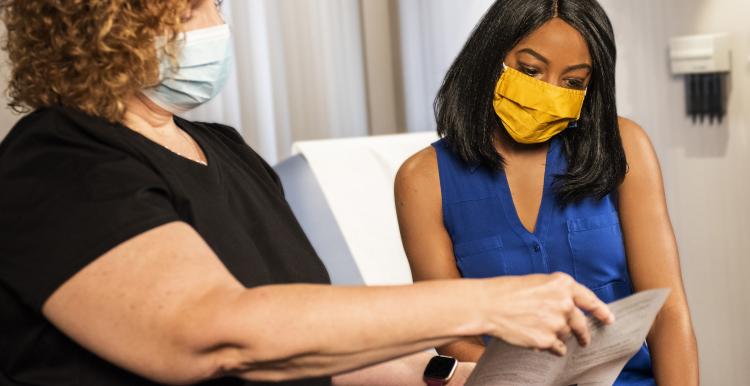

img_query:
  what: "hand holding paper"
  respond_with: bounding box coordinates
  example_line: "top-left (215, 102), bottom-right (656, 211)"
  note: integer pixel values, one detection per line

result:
top-left (465, 289), bottom-right (670, 386)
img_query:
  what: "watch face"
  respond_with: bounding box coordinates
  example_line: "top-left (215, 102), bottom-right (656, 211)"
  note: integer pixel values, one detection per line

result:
top-left (424, 356), bottom-right (458, 380)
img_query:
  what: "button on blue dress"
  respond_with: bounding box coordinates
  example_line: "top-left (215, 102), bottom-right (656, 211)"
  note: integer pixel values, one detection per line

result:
top-left (432, 137), bottom-right (655, 385)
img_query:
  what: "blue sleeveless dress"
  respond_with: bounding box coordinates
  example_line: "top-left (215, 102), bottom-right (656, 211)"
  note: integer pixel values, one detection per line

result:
top-left (432, 137), bottom-right (655, 385)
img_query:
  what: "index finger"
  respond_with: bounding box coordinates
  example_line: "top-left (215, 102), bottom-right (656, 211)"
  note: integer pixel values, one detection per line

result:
top-left (571, 282), bottom-right (615, 324)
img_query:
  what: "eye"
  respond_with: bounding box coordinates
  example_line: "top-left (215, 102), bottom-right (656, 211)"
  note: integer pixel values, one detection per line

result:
top-left (520, 65), bottom-right (540, 77)
top-left (565, 78), bottom-right (586, 90)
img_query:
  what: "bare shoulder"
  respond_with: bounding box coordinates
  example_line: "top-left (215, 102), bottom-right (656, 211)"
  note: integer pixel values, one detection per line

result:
top-left (394, 145), bottom-right (443, 216)
top-left (395, 146), bottom-right (440, 194)
top-left (617, 117), bottom-right (662, 186)
top-left (618, 117), bottom-right (655, 157)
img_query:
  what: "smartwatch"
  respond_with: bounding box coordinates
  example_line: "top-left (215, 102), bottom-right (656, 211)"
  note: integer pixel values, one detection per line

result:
top-left (423, 355), bottom-right (458, 386)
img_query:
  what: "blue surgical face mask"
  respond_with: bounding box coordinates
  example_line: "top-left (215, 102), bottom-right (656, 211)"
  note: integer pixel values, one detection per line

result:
top-left (142, 24), bottom-right (232, 114)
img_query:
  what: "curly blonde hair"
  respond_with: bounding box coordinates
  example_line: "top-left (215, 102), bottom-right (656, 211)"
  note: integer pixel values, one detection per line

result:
top-left (0, 0), bottom-right (191, 122)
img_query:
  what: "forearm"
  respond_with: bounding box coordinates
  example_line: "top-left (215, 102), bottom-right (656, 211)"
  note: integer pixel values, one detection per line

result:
top-left (193, 280), bottom-right (488, 381)
top-left (647, 309), bottom-right (699, 386)
top-left (236, 338), bottom-right (454, 382)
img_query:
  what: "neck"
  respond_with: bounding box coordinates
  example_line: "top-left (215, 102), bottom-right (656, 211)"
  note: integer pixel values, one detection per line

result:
top-left (121, 93), bottom-right (179, 135)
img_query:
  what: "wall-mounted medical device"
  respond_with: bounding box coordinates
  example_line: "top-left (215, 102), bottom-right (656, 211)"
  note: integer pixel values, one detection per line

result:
top-left (669, 33), bottom-right (731, 124)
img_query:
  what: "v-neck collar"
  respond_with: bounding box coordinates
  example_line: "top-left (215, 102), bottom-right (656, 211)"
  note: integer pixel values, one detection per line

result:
top-left (118, 116), bottom-right (213, 170)
top-left (497, 137), bottom-right (560, 239)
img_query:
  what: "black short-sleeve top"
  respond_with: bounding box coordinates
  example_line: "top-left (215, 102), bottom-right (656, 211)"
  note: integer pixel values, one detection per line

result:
top-left (0, 106), bottom-right (331, 386)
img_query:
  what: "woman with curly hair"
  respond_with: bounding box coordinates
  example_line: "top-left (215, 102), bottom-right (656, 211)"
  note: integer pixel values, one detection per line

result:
top-left (0, 1), bottom-right (616, 385)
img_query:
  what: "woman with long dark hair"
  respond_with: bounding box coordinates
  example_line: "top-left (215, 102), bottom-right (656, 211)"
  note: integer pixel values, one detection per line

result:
top-left (396, 0), bottom-right (699, 384)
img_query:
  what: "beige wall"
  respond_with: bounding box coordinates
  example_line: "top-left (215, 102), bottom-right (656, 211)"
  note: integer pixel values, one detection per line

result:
top-left (603, 0), bottom-right (750, 383)
top-left (665, 1), bottom-right (750, 383)
top-left (359, 0), bottom-right (406, 135)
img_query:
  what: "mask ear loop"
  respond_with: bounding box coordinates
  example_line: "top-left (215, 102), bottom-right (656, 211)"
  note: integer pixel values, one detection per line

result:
top-left (501, 62), bottom-right (510, 73)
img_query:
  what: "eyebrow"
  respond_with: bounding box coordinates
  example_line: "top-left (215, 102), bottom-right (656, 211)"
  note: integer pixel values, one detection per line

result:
top-left (516, 48), bottom-right (592, 74)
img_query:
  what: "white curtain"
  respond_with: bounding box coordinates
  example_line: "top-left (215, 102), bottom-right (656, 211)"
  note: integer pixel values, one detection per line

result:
top-left (396, 0), bottom-right (495, 132)
top-left (184, 0), bottom-right (370, 165)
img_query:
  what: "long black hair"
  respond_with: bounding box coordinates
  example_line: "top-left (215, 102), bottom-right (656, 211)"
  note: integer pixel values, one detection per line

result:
top-left (434, 0), bottom-right (625, 203)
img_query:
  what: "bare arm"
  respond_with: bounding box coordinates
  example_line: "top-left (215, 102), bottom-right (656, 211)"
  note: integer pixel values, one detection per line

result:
top-left (394, 147), bottom-right (486, 362)
top-left (43, 223), bottom-right (613, 385)
top-left (618, 118), bottom-right (699, 385)
top-left (43, 222), bottom-right (479, 384)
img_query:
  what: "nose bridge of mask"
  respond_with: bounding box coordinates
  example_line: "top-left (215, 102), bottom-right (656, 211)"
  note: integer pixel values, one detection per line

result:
top-left (184, 24), bottom-right (231, 44)
top-left (168, 24), bottom-right (232, 69)
top-left (495, 65), bottom-right (586, 120)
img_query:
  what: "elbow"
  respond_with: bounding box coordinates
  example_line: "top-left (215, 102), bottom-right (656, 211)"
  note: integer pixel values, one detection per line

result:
top-left (657, 301), bottom-right (696, 330)
top-left (120, 354), bottom-right (222, 386)
top-left (164, 286), bottom-right (329, 383)
top-left (142, 333), bottom-right (294, 384)
top-left (649, 304), bottom-right (698, 346)
top-left (208, 346), bottom-right (336, 383)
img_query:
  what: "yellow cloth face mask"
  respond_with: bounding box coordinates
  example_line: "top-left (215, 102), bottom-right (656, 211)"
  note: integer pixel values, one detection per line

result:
top-left (493, 64), bottom-right (587, 144)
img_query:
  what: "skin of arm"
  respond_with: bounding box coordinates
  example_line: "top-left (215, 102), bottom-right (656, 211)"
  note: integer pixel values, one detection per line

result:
top-left (394, 146), bottom-right (487, 363)
top-left (617, 118), bottom-right (700, 385)
top-left (42, 221), bottom-right (612, 385)
top-left (42, 222), bottom-right (478, 384)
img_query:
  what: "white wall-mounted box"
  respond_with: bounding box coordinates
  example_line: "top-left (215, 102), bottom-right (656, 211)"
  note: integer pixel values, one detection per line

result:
top-left (669, 33), bottom-right (731, 74)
